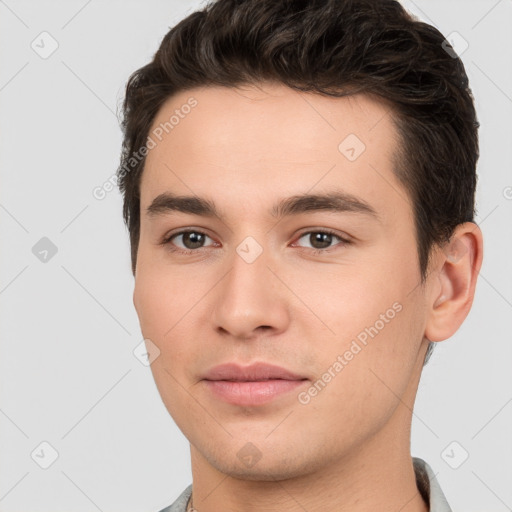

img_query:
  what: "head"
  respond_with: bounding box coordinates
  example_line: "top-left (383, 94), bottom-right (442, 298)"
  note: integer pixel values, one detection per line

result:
top-left (118, 0), bottom-right (482, 483)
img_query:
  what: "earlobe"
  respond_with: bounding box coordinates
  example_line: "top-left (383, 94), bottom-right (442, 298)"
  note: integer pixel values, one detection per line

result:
top-left (424, 222), bottom-right (484, 342)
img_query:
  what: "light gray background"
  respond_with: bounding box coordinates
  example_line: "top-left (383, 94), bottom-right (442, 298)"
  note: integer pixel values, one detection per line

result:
top-left (0, 0), bottom-right (511, 511)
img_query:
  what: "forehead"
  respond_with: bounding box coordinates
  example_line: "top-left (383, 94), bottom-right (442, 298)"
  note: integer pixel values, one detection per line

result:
top-left (139, 83), bottom-right (409, 223)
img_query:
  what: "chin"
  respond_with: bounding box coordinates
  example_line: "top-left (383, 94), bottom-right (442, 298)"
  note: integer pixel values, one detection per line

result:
top-left (196, 439), bottom-right (325, 483)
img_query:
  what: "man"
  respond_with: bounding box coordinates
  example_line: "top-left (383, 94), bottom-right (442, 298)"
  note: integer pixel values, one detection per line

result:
top-left (116, 1), bottom-right (483, 510)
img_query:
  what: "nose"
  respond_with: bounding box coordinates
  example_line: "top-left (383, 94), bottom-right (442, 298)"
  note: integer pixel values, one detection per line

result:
top-left (210, 241), bottom-right (290, 340)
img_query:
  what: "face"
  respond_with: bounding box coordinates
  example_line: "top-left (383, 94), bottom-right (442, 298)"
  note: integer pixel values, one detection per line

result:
top-left (133, 83), bottom-right (433, 480)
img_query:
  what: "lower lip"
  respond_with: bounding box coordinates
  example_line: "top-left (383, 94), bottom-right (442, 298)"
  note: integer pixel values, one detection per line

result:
top-left (203, 379), bottom-right (307, 406)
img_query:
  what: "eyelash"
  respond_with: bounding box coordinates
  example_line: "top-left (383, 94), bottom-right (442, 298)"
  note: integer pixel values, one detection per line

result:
top-left (159, 228), bottom-right (352, 256)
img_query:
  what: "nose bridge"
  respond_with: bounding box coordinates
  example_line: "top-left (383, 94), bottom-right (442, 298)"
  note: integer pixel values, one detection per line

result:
top-left (211, 232), bottom-right (288, 338)
top-left (224, 233), bottom-right (273, 306)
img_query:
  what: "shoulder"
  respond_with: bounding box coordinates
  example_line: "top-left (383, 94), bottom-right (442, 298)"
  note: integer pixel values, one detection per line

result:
top-left (155, 484), bottom-right (192, 512)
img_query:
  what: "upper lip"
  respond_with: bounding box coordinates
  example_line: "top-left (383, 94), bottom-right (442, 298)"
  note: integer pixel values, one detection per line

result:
top-left (202, 362), bottom-right (307, 381)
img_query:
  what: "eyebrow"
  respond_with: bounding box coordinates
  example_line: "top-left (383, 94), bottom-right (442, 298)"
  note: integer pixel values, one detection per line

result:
top-left (145, 190), bottom-right (380, 222)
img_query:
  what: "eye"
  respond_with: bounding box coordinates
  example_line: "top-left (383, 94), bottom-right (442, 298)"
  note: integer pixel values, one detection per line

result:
top-left (161, 229), bottom-right (215, 254)
top-left (160, 228), bottom-right (351, 256)
top-left (293, 229), bottom-right (351, 253)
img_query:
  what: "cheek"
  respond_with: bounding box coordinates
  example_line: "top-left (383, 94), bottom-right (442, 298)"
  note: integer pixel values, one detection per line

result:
top-left (134, 253), bottom-right (192, 336)
top-left (297, 244), bottom-right (425, 403)
top-left (133, 265), bottom-right (189, 378)
top-left (133, 257), bottom-right (214, 377)
top-left (133, 264), bottom-right (200, 424)
top-left (133, 271), bottom-right (168, 339)
top-left (293, 246), bottom-right (415, 344)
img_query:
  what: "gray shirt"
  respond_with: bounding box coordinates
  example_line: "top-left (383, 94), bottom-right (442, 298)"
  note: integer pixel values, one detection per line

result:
top-left (157, 457), bottom-right (452, 512)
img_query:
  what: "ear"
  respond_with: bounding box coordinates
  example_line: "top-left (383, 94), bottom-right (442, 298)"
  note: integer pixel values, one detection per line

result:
top-left (424, 222), bottom-right (484, 342)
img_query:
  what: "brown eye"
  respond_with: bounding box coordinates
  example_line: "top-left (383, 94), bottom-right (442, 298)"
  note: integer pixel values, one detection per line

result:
top-left (295, 230), bottom-right (349, 252)
top-left (163, 230), bottom-right (215, 253)
top-left (308, 232), bottom-right (334, 249)
top-left (177, 231), bottom-right (208, 249)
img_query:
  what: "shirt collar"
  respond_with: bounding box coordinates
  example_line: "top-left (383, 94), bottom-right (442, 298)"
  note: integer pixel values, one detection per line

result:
top-left (413, 457), bottom-right (453, 511)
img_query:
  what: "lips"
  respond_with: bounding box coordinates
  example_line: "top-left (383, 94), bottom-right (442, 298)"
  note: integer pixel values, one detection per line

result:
top-left (202, 362), bottom-right (306, 381)
top-left (201, 362), bottom-right (308, 406)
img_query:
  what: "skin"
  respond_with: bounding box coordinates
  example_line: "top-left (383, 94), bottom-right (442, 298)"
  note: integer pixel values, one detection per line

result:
top-left (133, 83), bottom-right (483, 512)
